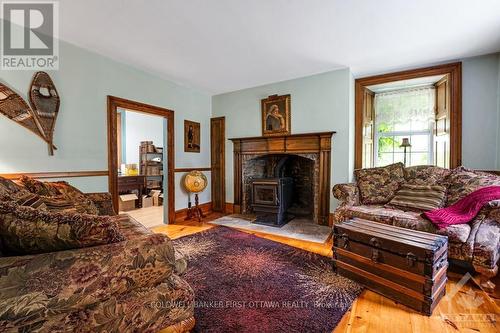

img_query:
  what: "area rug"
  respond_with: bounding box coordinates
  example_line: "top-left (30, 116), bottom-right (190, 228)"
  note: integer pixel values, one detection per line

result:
top-left (210, 215), bottom-right (332, 243)
top-left (172, 227), bottom-right (363, 333)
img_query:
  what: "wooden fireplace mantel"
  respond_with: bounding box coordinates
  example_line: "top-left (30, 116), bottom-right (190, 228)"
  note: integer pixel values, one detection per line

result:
top-left (230, 131), bottom-right (335, 225)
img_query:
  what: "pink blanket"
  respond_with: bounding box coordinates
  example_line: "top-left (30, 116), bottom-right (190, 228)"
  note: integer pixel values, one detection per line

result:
top-left (423, 186), bottom-right (500, 229)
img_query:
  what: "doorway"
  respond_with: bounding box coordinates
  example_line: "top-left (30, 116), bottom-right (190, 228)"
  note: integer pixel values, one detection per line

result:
top-left (107, 96), bottom-right (175, 225)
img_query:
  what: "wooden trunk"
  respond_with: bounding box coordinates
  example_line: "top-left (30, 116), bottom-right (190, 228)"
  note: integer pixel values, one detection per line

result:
top-left (333, 218), bottom-right (448, 315)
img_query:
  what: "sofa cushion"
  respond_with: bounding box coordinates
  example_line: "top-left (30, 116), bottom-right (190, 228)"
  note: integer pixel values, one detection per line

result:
top-left (0, 201), bottom-right (125, 255)
top-left (444, 167), bottom-right (500, 205)
top-left (112, 214), bottom-right (152, 240)
top-left (403, 165), bottom-right (452, 185)
top-left (390, 210), bottom-right (437, 233)
top-left (342, 205), bottom-right (396, 225)
top-left (0, 177), bottom-right (25, 198)
top-left (387, 184), bottom-right (447, 212)
top-left (19, 176), bottom-right (98, 215)
top-left (472, 219), bottom-right (500, 269)
top-left (436, 224), bottom-right (471, 243)
top-left (19, 175), bottom-right (61, 196)
top-left (354, 162), bottom-right (405, 204)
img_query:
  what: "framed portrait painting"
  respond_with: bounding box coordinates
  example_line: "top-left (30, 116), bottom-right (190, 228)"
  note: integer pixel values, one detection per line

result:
top-left (261, 94), bottom-right (291, 136)
top-left (184, 120), bottom-right (200, 153)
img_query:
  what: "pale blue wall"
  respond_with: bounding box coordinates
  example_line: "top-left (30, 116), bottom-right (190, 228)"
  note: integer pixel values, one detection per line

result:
top-left (0, 38), bottom-right (212, 210)
top-left (462, 53), bottom-right (500, 170)
top-left (212, 69), bottom-right (353, 211)
top-left (122, 110), bottom-right (163, 166)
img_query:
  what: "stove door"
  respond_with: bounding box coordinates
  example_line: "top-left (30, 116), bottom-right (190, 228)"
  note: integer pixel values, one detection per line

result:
top-left (253, 184), bottom-right (278, 206)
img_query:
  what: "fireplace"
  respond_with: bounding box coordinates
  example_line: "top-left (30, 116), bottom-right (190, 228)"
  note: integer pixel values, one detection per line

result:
top-left (231, 132), bottom-right (335, 225)
top-left (251, 177), bottom-right (293, 226)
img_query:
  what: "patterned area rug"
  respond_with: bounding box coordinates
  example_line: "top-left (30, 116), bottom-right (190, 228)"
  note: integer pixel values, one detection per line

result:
top-left (172, 227), bottom-right (362, 333)
top-left (210, 215), bottom-right (332, 243)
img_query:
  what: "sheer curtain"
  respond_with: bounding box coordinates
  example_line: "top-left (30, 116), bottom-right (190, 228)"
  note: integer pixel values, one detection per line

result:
top-left (374, 87), bottom-right (435, 166)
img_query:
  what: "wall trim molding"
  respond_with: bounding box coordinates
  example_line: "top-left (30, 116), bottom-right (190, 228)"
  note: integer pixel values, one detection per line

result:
top-left (174, 167), bottom-right (211, 172)
top-left (0, 171), bottom-right (109, 180)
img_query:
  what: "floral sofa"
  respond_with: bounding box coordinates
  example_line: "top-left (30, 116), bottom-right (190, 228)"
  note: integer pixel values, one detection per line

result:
top-left (0, 176), bottom-right (195, 332)
top-left (333, 164), bottom-right (500, 292)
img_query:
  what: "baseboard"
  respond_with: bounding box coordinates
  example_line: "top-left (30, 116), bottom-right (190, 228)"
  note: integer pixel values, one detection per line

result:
top-left (174, 202), bottom-right (212, 222)
top-left (224, 202), bottom-right (234, 214)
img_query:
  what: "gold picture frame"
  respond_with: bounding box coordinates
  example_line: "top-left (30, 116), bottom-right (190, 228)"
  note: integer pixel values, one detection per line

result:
top-left (184, 120), bottom-right (200, 153)
top-left (261, 94), bottom-right (291, 136)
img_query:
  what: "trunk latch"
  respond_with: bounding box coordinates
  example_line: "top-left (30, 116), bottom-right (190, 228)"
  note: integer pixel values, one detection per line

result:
top-left (341, 233), bottom-right (349, 249)
top-left (406, 252), bottom-right (417, 267)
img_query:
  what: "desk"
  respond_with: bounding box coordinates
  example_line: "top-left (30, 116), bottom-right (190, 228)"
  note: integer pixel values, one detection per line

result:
top-left (118, 175), bottom-right (146, 208)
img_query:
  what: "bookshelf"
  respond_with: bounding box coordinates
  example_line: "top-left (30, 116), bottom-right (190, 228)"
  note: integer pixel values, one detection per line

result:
top-left (139, 141), bottom-right (164, 192)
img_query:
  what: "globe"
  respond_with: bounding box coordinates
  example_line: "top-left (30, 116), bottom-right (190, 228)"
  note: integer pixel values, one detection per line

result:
top-left (183, 170), bottom-right (208, 193)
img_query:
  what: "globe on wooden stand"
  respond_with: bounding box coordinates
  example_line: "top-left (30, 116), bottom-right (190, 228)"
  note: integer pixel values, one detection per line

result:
top-left (183, 171), bottom-right (208, 222)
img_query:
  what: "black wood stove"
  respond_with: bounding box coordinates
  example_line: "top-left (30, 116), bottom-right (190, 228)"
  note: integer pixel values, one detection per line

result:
top-left (251, 178), bottom-right (293, 227)
top-left (250, 156), bottom-right (294, 227)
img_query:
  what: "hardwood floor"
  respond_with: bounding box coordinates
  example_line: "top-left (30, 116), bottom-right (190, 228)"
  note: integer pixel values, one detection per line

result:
top-left (122, 206), bottom-right (164, 228)
top-left (153, 215), bottom-right (499, 333)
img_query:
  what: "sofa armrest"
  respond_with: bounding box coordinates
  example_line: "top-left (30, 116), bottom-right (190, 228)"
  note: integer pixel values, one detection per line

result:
top-left (0, 233), bottom-right (177, 324)
top-left (85, 192), bottom-right (116, 215)
top-left (333, 183), bottom-right (360, 206)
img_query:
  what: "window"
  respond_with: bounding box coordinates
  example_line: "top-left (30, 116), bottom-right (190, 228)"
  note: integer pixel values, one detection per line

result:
top-left (354, 62), bottom-right (462, 170)
top-left (374, 87), bottom-right (435, 167)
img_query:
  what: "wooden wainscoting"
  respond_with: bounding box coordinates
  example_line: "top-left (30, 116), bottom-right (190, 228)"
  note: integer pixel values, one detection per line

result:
top-left (174, 167), bottom-right (211, 172)
top-left (0, 170), bottom-right (109, 180)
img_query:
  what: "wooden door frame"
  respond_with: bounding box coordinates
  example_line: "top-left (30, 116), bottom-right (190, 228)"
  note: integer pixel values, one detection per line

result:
top-left (107, 96), bottom-right (175, 224)
top-left (210, 116), bottom-right (226, 212)
top-left (354, 62), bottom-right (462, 169)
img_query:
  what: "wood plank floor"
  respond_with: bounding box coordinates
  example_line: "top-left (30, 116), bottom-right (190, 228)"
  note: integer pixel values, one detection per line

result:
top-left (121, 206), bottom-right (164, 228)
top-left (153, 214), bottom-right (500, 333)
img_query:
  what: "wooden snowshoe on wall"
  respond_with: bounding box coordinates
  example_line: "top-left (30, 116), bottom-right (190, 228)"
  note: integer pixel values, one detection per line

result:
top-left (0, 72), bottom-right (60, 155)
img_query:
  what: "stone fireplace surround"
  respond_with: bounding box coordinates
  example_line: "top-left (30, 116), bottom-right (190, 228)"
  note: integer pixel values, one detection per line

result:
top-left (230, 132), bottom-right (335, 225)
top-left (242, 153), bottom-right (319, 222)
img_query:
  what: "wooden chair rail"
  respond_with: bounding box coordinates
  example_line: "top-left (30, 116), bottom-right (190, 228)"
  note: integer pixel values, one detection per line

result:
top-left (0, 170), bottom-right (108, 180)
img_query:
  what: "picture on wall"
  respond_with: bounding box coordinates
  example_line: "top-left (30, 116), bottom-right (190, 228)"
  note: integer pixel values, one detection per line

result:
top-left (261, 94), bottom-right (291, 136)
top-left (184, 120), bottom-right (200, 152)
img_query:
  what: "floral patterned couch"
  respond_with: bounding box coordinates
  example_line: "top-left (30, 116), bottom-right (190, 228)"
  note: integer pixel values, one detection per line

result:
top-left (0, 177), bottom-right (195, 332)
top-left (332, 164), bottom-right (500, 292)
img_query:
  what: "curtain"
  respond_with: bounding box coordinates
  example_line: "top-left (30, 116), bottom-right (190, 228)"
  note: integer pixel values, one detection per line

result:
top-left (374, 87), bottom-right (435, 133)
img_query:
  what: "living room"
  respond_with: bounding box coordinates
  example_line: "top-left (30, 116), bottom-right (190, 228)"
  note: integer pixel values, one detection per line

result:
top-left (0, 1), bottom-right (499, 332)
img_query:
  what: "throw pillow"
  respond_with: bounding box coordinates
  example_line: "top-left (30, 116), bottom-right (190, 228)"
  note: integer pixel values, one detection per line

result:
top-left (0, 176), bottom-right (25, 198)
top-left (387, 184), bottom-right (447, 212)
top-left (403, 165), bottom-right (452, 185)
top-left (19, 175), bottom-right (61, 196)
top-left (354, 162), bottom-right (405, 204)
top-left (19, 176), bottom-right (98, 215)
top-left (48, 181), bottom-right (99, 215)
top-left (0, 201), bottom-right (125, 255)
top-left (444, 167), bottom-right (500, 205)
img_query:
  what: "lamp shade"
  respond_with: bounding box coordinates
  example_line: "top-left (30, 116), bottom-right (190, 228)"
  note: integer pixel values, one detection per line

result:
top-left (399, 138), bottom-right (411, 148)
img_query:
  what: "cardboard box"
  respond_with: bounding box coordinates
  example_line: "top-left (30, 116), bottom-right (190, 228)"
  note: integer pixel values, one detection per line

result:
top-left (150, 190), bottom-right (161, 206)
top-left (119, 193), bottom-right (138, 211)
top-left (142, 195), bottom-right (153, 208)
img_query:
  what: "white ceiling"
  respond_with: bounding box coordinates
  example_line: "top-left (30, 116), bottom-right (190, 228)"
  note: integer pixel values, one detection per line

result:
top-left (59, 0), bottom-right (500, 94)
